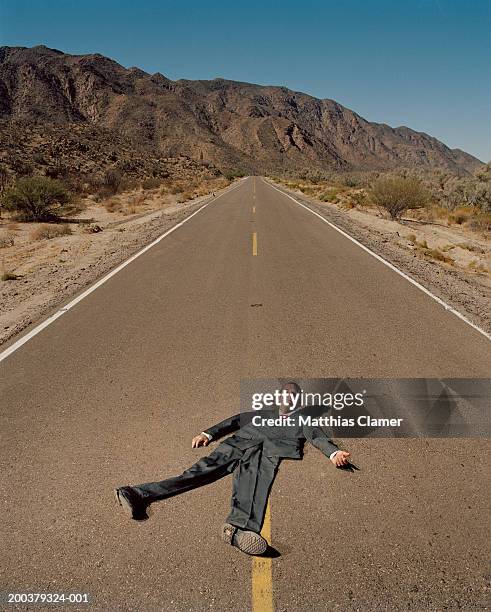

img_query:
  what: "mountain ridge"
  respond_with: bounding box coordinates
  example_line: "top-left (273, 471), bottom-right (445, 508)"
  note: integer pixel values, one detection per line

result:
top-left (0, 45), bottom-right (482, 176)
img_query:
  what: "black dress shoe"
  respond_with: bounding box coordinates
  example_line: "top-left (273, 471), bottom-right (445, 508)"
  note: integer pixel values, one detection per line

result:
top-left (114, 486), bottom-right (149, 521)
top-left (221, 523), bottom-right (267, 555)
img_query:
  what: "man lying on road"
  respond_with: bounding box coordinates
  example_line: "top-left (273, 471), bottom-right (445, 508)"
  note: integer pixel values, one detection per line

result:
top-left (115, 382), bottom-right (351, 555)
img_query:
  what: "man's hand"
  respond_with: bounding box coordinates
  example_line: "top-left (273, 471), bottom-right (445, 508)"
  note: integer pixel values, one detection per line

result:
top-left (192, 433), bottom-right (210, 448)
top-left (331, 450), bottom-right (351, 467)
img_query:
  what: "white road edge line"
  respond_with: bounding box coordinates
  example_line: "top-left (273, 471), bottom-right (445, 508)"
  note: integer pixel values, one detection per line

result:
top-left (0, 180), bottom-right (246, 363)
top-left (265, 179), bottom-right (490, 342)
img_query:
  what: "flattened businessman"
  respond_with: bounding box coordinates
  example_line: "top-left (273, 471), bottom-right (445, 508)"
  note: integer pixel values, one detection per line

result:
top-left (115, 383), bottom-right (352, 555)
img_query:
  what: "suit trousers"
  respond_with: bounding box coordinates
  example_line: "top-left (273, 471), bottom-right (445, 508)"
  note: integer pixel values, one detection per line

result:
top-left (133, 440), bottom-right (280, 533)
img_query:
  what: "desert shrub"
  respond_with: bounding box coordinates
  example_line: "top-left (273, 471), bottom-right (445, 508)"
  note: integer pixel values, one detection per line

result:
top-left (0, 165), bottom-right (9, 192)
top-left (1, 176), bottom-right (71, 221)
top-left (440, 166), bottom-right (491, 212)
top-left (101, 168), bottom-right (123, 195)
top-left (339, 174), bottom-right (362, 187)
top-left (350, 191), bottom-right (368, 207)
top-left (82, 224), bottom-right (103, 234)
top-left (104, 198), bottom-right (122, 213)
top-left (0, 232), bottom-right (15, 248)
top-left (45, 162), bottom-right (70, 180)
top-left (30, 223), bottom-right (72, 241)
top-left (467, 213), bottom-right (491, 233)
top-left (177, 191), bottom-right (195, 203)
top-left (169, 183), bottom-right (184, 195)
top-left (141, 177), bottom-right (161, 190)
top-left (120, 177), bottom-right (139, 192)
top-left (11, 158), bottom-right (33, 176)
top-left (426, 248), bottom-right (454, 264)
top-left (223, 170), bottom-right (246, 180)
top-left (448, 210), bottom-right (470, 225)
top-left (370, 176), bottom-right (429, 219)
top-left (32, 151), bottom-right (46, 165)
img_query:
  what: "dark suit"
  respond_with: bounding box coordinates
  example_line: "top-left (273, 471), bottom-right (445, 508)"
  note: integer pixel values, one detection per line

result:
top-left (133, 407), bottom-right (339, 533)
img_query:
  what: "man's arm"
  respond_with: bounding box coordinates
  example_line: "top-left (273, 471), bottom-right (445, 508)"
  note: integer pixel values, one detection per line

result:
top-left (303, 425), bottom-right (350, 466)
top-left (192, 411), bottom-right (256, 448)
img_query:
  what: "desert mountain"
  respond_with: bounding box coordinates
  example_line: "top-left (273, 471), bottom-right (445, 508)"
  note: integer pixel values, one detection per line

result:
top-left (0, 45), bottom-right (482, 177)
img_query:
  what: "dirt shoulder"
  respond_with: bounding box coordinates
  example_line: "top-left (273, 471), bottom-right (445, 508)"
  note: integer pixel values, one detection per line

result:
top-left (268, 179), bottom-right (490, 334)
top-left (0, 180), bottom-right (238, 346)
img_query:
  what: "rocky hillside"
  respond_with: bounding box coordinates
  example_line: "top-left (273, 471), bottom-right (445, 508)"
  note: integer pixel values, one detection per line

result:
top-left (0, 45), bottom-right (482, 177)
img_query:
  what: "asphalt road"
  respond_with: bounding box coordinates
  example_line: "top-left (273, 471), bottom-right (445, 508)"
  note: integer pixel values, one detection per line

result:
top-left (1, 177), bottom-right (489, 611)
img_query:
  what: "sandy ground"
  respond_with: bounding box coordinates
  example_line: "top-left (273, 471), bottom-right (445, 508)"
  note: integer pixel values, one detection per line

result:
top-left (270, 180), bottom-right (490, 334)
top-left (0, 181), bottom-right (237, 346)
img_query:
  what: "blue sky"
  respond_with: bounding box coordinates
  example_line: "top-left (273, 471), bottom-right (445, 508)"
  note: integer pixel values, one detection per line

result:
top-left (1, 0), bottom-right (489, 161)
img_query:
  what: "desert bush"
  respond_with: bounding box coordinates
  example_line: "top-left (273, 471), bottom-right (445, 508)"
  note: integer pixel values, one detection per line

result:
top-left (82, 224), bottom-right (103, 234)
top-left (0, 165), bottom-right (9, 192)
top-left (0, 231), bottom-right (15, 248)
top-left (425, 248), bottom-right (454, 265)
top-left (11, 158), bottom-right (33, 176)
top-left (349, 191), bottom-right (368, 207)
top-left (467, 213), bottom-right (491, 233)
top-left (30, 223), bottom-right (72, 241)
top-left (457, 242), bottom-right (485, 253)
top-left (1, 176), bottom-right (71, 221)
top-left (169, 183), bottom-right (184, 195)
top-left (438, 165), bottom-right (491, 212)
top-left (101, 168), bottom-right (123, 195)
top-left (370, 176), bottom-right (429, 219)
top-left (0, 232), bottom-right (15, 249)
top-left (177, 191), bottom-right (195, 203)
top-left (45, 162), bottom-right (70, 180)
top-left (104, 198), bottom-right (122, 213)
top-left (141, 177), bottom-right (161, 190)
top-left (223, 170), bottom-right (246, 180)
top-left (32, 151), bottom-right (46, 165)
top-left (448, 209), bottom-right (470, 225)
top-left (468, 260), bottom-right (488, 273)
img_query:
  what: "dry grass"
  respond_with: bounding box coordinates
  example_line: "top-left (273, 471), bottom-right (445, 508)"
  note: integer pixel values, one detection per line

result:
top-left (425, 248), bottom-right (454, 264)
top-left (467, 213), bottom-right (491, 233)
top-left (30, 223), bottom-right (73, 241)
top-left (457, 242), bottom-right (485, 253)
top-left (104, 198), bottom-right (122, 213)
top-left (412, 238), bottom-right (454, 265)
top-left (123, 192), bottom-right (147, 215)
top-left (468, 260), bottom-right (488, 273)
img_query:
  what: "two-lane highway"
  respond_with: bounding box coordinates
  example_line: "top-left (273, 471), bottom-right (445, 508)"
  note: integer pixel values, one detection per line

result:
top-left (1, 177), bottom-right (489, 611)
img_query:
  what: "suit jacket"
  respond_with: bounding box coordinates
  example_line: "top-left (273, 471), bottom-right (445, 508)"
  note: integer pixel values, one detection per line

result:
top-left (204, 407), bottom-right (339, 460)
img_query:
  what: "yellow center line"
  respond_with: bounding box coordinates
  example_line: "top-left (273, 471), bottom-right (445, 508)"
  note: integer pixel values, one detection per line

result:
top-left (252, 232), bottom-right (258, 256)
top-left (251, 501), bottom-right (273, 612)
